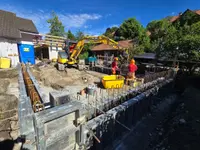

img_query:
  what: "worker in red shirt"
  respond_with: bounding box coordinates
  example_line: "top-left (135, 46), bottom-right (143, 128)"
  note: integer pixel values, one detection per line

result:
top-left (112, 57), bottom-right (119, 75)
top-left (128, 59), bottom-right (138, 79)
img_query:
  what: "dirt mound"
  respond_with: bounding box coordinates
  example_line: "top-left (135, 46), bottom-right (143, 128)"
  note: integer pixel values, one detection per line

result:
top-left (0, 79), bottom-right (10, 94)
top-left (30, 64), bottom-right (102, 91)
top-left (0, 68), bottom-right (18, 78)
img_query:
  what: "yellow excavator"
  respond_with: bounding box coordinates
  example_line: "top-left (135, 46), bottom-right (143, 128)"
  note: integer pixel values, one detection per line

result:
top-left (57, 35), bottom-right (128, 71)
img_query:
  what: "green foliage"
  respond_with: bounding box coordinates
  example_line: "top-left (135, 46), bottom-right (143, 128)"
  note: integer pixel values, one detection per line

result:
top-left (128, 45), bottom-right (145, 60)
top-left (154, 19), bottom-right (200, 73)
top-left (67, 30), bottom-right (75, 40)
top-left (118, 18), bottom-right (145, 39)
top-left (178, 10), bottom-right (200, 26)
top-left (79, 51), bottom-right (89, 59)
top-left (147, 19), bottom-right (171, 41)
top-left (78, 42), bottom-right (93, 59)
top-left (104, 27), bottom-right (118, 39)
top-left (76, 30), bottom-right (84, 40)
top-left (47, 12), bottom-right (65, 37)
top-left (116, 18), bottom-right (150, 52)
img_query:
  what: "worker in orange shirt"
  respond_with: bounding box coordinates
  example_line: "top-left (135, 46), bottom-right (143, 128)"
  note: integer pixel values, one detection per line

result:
top-left (111, 57), bottom-right (119, 75)
top-left (128, 59), bottom-right (138, 79)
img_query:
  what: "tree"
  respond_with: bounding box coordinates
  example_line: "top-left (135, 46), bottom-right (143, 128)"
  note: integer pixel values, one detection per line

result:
top-left (118, 18), bottom-right (145, 39)
top-left (66, 30), bottom-right (75, 40)
top-left (75, 30), bottom-right (84, 40)
top-left (117, 18), bottom-right (150, 52)
top-left (155, 20), bottom-right (200, 74)
top-left (147, 19), bottom-right (171, 41)
top-left (104, 27), bottom-right (118, 39)
top-left (47, 11), bottom-right (65, 37)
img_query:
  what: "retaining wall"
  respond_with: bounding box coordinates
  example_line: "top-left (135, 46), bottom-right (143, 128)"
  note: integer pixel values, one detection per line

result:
top-left (18, 65), bottom-right (175, 150)
top-left (82, 79), bottom-right (173, 149)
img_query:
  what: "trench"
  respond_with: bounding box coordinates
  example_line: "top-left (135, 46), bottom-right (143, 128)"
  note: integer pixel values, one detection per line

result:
top-left (113, 93), bottom-right (179, 150)
top-left (85, 79), bottom-right (175, 150)
top-left (18, 64), bottom-right (176, 150)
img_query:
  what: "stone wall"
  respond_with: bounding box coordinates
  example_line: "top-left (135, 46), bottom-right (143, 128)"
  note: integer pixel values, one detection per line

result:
top-left (0, 68), bottom-right (19, 148)
top-left (0, 94), bottom-right (18, 141)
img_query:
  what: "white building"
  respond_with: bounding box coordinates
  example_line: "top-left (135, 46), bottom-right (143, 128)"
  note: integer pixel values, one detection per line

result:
top-left (0, 10), bottom-right (39, 67)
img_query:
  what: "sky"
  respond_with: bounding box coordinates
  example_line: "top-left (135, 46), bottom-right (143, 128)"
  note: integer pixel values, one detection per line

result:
top-left (0, 0), bottom-right (200, 35)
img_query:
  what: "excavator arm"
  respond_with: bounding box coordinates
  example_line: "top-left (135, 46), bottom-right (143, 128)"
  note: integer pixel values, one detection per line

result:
top-left (68, 35), bottom-right (128, 64)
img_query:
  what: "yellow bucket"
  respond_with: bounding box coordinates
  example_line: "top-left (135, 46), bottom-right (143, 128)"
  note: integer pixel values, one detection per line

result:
top-left (102, 75), bottom-right (125, 89)
top-left (0, 57), bottom-right (11, 69)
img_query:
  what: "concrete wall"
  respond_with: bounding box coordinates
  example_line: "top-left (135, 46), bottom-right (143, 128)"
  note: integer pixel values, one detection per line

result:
top-left (0, 38), bottom-right (19, 67)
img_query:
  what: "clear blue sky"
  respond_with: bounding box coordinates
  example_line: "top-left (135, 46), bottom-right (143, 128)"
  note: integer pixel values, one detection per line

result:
top-left (0, 0), bottom-right (200, 35)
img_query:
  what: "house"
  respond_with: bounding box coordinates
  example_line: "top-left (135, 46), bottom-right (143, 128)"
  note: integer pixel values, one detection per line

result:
top-left (0, 10), bottom-right (39, 67)
top-left (91, 40), bottom-right (133, 57)
top-left (170, 9), bottom-right (200, 23)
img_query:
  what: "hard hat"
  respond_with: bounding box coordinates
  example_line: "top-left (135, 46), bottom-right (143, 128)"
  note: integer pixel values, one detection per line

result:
top-left (130, 59), bottom-right (135, 64)
top-left (114, 57), bottom-right (118, 61)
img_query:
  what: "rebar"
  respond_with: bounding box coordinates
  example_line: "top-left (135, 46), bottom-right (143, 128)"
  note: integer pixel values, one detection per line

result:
top-left (21, 64), bottom-right (44, 112)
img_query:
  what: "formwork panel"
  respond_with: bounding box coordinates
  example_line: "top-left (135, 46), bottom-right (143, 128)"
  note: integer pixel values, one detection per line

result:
top-left (44, 111), bottom-right (76, 135)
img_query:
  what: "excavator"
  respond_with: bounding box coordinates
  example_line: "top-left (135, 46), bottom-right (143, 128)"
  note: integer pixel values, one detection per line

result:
top-left (57, 35), bottom-right (128, 71)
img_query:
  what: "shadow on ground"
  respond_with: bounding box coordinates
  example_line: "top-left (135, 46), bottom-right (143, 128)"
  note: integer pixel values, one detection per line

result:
top-left (0, 136), bottom-right (29, 150)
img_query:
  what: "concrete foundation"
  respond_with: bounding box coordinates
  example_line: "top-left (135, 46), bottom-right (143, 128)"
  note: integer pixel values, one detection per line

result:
top-left (18, 64), bottom-right (175, 150)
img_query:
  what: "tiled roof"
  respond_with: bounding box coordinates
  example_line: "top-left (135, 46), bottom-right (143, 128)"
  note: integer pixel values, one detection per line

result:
top-left (170, 15), bottom-right (181, 23)
top-left (170, 9), bottom-right (200, 23)
top-left (118, 40), bottom-right (133, 48)
top-left (91, 40), bottom-right (133, 51)
top-left (0, 9), bottom-right (38, 39)
top-left (91, 44), bottom-right (116, 51)
top-left (194, 10), bottom-right (200, 15)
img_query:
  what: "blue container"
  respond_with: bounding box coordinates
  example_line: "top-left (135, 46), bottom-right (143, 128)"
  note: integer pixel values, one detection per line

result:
top-left (85, 57), bottom-right (97, 64)
top-left (18, 44), bottom-right (35, 64)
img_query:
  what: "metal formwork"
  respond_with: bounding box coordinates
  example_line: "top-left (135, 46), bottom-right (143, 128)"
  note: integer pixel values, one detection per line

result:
top-left (18, 63), bottom-right (176, 150)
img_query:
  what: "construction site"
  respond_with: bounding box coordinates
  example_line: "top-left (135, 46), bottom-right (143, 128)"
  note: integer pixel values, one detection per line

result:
top-left (1, 8), bottom-right (200, 150)
top-left (0, 33), bottom-right (187, 150)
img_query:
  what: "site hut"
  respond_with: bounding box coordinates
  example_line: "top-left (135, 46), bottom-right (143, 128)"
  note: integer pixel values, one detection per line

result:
top-left (0, 10), bottom-right (39, 67)
top-left (34, 35), bottom-right (67, 61)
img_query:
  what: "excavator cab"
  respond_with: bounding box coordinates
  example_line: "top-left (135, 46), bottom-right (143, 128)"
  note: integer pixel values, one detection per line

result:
top-left (57, 51), bottom-right (68, 71)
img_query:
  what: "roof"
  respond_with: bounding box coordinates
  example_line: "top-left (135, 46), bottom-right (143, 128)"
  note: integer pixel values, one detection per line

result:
top-left (91, 44), bottom-right (116, 51)
top-left (16, 17), bottom-right (38, 33)
top-left (0, 9), bottom-right (38, 39)
top-left (118, 40), bottom-right (133, 48)
top-left (134, 53), bottom-right (156, 59)
top-left (170, 15), bottom-right (181, 23)
top-left (91, 40), bottom-right (133, 51)
top-left (194, 9), bottom-right (200, 15)
top-left (170, 9), bottom-right (200, 23)
top-left (0, 10), bottom-right (21, 39)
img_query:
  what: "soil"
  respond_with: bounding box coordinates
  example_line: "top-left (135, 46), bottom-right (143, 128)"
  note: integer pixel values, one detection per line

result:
top-left (114, 74), bottom-right (200, 150)
top-left (30, 64), bottom-right (104, 90)
top-left (147, 86), bottom-right (200, 150)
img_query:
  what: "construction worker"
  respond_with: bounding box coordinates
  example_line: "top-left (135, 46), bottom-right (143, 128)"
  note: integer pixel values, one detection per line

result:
top-left (127, 59), bottom-right (138, 79)
top-left (111, 57), bottom-right (119, 75)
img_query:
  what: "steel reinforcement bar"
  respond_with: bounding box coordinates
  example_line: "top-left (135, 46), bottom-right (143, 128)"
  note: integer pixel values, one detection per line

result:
top-left (21, 64), bottom-right (44, 112)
